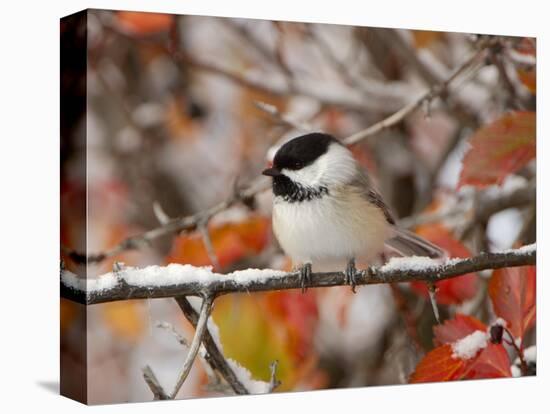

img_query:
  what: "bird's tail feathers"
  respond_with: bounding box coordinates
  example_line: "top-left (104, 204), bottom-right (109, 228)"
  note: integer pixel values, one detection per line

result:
top-left (385, 228), bottom-right (446, 259)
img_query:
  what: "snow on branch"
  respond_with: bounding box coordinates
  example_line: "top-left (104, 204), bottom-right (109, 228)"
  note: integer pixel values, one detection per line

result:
top-left (61, 244), bottom-right (536, 305)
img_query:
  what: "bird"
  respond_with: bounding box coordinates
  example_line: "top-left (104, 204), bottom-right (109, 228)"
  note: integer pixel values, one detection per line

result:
top-left (262, 132), bottom-right (444, 293)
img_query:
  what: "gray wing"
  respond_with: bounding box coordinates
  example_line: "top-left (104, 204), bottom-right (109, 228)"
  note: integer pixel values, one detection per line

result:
top-left (351, 170), bottom-right (445, 258)
top-left (350, 170), bottom-right (396, 225)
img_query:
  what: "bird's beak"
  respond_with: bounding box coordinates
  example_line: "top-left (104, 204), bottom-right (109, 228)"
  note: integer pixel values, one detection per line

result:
top-left (262, 167), bottom-right (282, 177)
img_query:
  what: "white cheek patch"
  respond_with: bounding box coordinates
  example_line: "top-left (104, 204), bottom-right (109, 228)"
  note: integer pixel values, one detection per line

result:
top-left (282, 164), bottom-right (321, 187)
top-left (282, 143), bottom-right (358, 188)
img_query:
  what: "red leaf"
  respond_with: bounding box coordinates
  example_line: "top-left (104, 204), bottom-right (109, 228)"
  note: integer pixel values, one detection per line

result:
top-left (488, 265), bottom-right (536, 339)
top-left (264, 290), bottom-right (319, 360)
top-left (463, 343), bottom-right (512, 379)
top-left (433, 314), bottom-right (487, 346)
top-left (410, 225), bottom-right (478, 304)
top-left (459, 111), bottom-right (536, 188)
top-left (409, 344), bottom-right (467, 383)
top-left (411, 338), bottom-right (511, 383)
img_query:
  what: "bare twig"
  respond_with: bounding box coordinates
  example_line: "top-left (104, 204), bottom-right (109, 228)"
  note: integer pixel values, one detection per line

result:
top-left (503, 327), bottom-right (528, 376)
top-left (175, 297), bottom-right (249, 395)
top-left (198, 222), bottom-right (221, 270)
top-left (268, 360), bottom-right (281, 391)
top-left (156, 321), bottom-right (190, 347)
top-left (254, 101), bottom-right (313, 132)
top-left (61, 245), bottom-right (535, 305)
top-left (344, 37), bottom-right (493, 146)
top-left (142, 365), bottom-right (170, 400)
top-left (170, 296), bottom-right (214, 399)
top-left (399, 180), bottom-right (535, 230)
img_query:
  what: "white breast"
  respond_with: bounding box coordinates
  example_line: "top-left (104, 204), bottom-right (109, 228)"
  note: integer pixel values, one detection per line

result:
top-left (272, 189), bottom-right (390, 266)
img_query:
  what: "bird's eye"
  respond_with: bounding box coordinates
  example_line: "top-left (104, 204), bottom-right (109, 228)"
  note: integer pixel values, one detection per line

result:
top-left (294, 162), bottom-right (303, 169)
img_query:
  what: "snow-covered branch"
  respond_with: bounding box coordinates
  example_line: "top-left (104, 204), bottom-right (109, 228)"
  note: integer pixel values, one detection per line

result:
top-left (61, 244), bottom-right (535, 305)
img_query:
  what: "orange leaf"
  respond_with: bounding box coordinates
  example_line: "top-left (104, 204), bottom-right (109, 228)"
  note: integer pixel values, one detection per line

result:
top-left (433, 314), bottom-right (487, 346)
top-left (459, 111), bottom-right (536, 188)
top-left (410, 225), bottom-right (478, 304)
top-left (488, 265), bottom-right (536, 339)
top-left (166, 216), bottom-right (271, 270)
top-left (102, 301), bottom-right (145, 342)
top-left (517, 68), bottom-right (536, 94)
top-left (409, 344), bottom-right (467, 383)
top-left (116, 11), bottom-right (173, 35)
top-left (411, 30), bottom-right (444, 49)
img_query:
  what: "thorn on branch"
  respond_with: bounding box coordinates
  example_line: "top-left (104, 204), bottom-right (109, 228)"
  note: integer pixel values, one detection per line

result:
top-left (427, 282), bottom-right (441, 324)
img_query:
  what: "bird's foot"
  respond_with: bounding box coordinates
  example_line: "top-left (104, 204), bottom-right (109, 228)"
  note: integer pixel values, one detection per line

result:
top-left (299, 263), bottom-right (312, 293)
top-left (345, 258), bottom-right (358, 293)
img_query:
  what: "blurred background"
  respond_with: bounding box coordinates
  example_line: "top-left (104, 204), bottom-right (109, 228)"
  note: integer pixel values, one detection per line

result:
top-left (60, 10), bottom-right (536, 403)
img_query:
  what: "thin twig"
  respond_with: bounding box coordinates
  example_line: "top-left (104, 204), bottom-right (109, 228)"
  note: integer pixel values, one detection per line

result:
top-left (198, 221), bottom-right (221, 270)
top-left (61, 245), bottom-right (536, 305)
top-left (170, 295), bottom-right (214, 399)
top-left (503, 327), bottom-right (528, 376)
top-left (142, 365), bottom-right (170, 400)
top-left (254, 101), bottom-right (313, 132)
top-left (268, 360), bottom-right (281, 391)
top-left (343, 37), bottom-right (493, 146)
top-left (399, 180), bottom-right (535, 230)
top-left (427, 283), bottom-right (441, 324)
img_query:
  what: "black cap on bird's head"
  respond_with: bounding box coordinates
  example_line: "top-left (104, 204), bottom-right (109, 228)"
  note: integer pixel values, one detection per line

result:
top-left (262, 132), bottom-right (339, 177)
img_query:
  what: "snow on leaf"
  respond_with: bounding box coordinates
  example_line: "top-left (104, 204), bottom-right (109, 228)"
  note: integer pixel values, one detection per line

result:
top-left (458, 111), bottom-right (536, 188)
top-left (433, 314), bottom-right (487, 346)
top-left (451, 330), bottom-right (490, 360)
top-left (411, 328), bottom-right (512, 383)
top-left (488, 265), bottom-right (536, 339)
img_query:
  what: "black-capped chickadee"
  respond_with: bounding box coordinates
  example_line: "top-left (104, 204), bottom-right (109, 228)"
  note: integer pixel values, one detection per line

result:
top-left (262, 132), bottom-right (444, 292)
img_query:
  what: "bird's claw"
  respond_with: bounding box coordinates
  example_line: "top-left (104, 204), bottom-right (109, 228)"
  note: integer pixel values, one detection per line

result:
top-left (345, 258), bottom-right (358, 293)
top-left (299, 263), bottom-right (312, 293)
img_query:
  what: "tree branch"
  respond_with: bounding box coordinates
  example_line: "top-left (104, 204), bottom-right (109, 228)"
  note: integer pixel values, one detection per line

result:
top-left (61, 245), bottom-right (535, 305)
